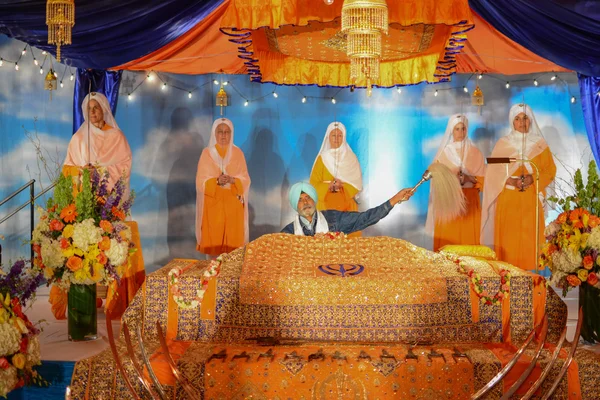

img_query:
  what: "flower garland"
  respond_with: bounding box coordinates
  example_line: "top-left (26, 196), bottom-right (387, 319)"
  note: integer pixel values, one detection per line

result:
top-left (168, 255), bottom-right (223, 310)
top-left (447, 255), bottom-right (512, 306)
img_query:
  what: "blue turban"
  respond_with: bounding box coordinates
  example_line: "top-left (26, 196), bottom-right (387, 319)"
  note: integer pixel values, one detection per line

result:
top-left (289, 182), bottom-right (318, 212)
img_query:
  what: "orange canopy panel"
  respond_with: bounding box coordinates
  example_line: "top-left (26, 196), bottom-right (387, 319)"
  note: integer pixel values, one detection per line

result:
top-left (456, 12), bottom-right (569, 75)
top-left (114, 1), bottom-right (245, 74)
top-left (219, 0), bottom-right (474, 87)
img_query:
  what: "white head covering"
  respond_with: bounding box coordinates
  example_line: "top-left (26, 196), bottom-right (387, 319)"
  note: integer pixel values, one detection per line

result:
top-left (208, 118), bottom-right (235, 171)
top-left (64, 92), bottom-right (132, 193)
top-left (426, 114), bottom-right (485, 235)
top-left (311, 122), bottom-right (363, 191)
top-left (480, 103), bottom-right (549, 247)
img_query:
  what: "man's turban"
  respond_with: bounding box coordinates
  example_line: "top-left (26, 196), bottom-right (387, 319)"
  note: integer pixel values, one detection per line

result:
top-left (288, 182), bottom-right (318, 212)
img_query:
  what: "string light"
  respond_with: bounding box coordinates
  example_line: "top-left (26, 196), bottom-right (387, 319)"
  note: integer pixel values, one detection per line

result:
top-left (463, 86), bottom-right (468, 93)
top-left (213, 79), bottom-right (219, 85)
top-left (147, 73), bottom-right (154, 82)
top-left (571, 96), bottom-right (576, 104)
top-left (14, 63), bottom-right (19, 71)
top-left (434, 90), bottom-right (438, 97)
top-left (60, 81), bottom-right (64, 88)
top-left (244, 100), bottom-right (249, 106)
top-left (0, 58), bottom-right (3, 67)
top-left (302, 97), bottom-right (307, 103)
top-left (53, 71), bottom-right (58, 78)
top-left (223, 81), bottom-right (228, 86)
top-left (505, 82), bottom-right (510, 89)
top-left (273, 91), bottom-right (278, 98)
top-left (396, 87), bottom-right (402, 94)
top-left (188, 91), bottom-right (192, 99)
top-left (42, 51), bottom-right (47, 55)
top-left (162, 82), bottom-right (167, 91)
top-left (21, 47), bottom-right (26, 56)
top-left (39, 67), bottom-right (43, 74)
top-left (127, 93), bottom-right (132, 101)
top-left (551, 75), bottom-right (557, 81)
top-left (478, 74), bottom-right (483, 80)
top-left (33, 58), bottom-right (38, 66)
top-left (331, 98), bottom-right (336, 104)
top-left (70, 73), bottom-right (74, 81)
top-left (533, 79), bottom-right (538, 86)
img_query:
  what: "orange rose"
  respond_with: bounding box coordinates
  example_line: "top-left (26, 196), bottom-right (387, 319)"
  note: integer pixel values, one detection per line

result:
top-left (66, 256), bottom-right (83, 272)
top-left (60, 238), bottom-right (70, 249)
top-left (59, 204), bottom-right (77, 223)
top-left (587, 272), bottom-right (599, 286)
top-left (32, 244), bottom-right (41, 254)
top-left (97, 252), bottom-right (107, 265)
top-left (557, 212), bottom-right (567, 224)
top-left (49, 219), bottom-right (64, 231)
top-left (583, 255), bottom-right (594, 270)
top-left (589, 215), bottom-right (600, 228)
top-left (98, 236), bottom-right (111, 251)
top-left (111, 206), bottom-right (126, 221)
top-left (566, 274), bottom-right (582, 287)
top-left (99, 220), bottom-right (113, 233)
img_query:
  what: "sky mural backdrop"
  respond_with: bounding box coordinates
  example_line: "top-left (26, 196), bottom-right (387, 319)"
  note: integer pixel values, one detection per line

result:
top-left (0, 36), bottom-right (593, 272)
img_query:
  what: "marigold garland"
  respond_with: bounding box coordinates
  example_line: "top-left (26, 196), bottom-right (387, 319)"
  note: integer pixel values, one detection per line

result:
top-left (447, 255), bottom-right (511, 306)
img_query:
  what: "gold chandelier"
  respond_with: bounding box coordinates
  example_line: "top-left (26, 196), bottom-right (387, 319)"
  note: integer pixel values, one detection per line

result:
top-left (341, 0), bottom-right (388, 96)
top-left (46, 0), bottom-right (75, 62)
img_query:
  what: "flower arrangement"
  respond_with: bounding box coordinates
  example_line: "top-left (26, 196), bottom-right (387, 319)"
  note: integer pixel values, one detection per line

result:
top-left (31, 168), bottom-right (135, 290)
top-left (0, 260), bottom-right (47, 397)
top-left (447, 255), bottom-right (511, 306)
top-left (541, 160), bottom-right (600, 342)
top-left (169, 256), bottom-right (223, 309)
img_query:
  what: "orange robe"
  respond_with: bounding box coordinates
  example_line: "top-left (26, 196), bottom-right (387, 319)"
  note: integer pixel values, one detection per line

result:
top-left (434, 183), bottom-right (483, 251)
top-left (197, 145), bottom-right (249, 256)
top-left (494, 147), bottom-right (556, 270)
top-left (310, 156), bottom-right (361, 237)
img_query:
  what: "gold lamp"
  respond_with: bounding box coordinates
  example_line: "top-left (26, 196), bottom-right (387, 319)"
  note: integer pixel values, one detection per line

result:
top-left (46, 0), bottom-right (75, 62)
top-left (472, 85), bottom-right (484, 114)
top-left (216, 86), bottom-right (228, 115)
top-left (341, 0), bottom-right (388, 96)
top-left (44, 69), bottom-right (57, 100)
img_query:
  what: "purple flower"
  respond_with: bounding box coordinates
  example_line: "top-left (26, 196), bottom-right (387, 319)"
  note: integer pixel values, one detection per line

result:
top-left (0, 260), bottom-right (43, 306)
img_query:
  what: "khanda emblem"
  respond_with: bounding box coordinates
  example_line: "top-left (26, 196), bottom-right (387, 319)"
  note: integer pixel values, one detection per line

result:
top-left (318, 264), bottom-right (365, 277)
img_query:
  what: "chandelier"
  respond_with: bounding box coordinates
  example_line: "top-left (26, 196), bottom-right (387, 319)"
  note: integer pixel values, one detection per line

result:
top-left (341, 0), bottom-right (388, 95)
top-left (46, 0), bottom-right (75, 62)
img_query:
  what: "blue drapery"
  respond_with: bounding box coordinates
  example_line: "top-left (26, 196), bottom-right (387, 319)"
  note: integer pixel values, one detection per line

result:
top-left (578, 74), bottom-right (600, 162)
top-left (0, 0), bottom-right (223, 69)
top-left (470, 0), bottom-right (600, 162)
top-left (73, 69), bottom-right (122, 134)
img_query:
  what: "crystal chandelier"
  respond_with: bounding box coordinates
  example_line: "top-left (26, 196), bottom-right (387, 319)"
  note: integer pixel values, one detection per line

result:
top-left (341, 0), bottom-right (388, 96)
top-left (46, 0), bottom-right (75, 62)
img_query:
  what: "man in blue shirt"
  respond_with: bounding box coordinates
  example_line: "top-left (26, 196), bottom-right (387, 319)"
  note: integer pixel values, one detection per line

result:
top-left (281, 182), bottom-right (414, 236)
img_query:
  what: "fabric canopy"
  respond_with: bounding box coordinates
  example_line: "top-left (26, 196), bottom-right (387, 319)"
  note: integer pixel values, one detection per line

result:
top-left (0, 0), bottom-right (222, 69)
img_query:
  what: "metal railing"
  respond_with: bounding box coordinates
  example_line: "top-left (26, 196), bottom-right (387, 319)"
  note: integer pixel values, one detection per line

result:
top-left (0, 180), bottom-right (56, 262)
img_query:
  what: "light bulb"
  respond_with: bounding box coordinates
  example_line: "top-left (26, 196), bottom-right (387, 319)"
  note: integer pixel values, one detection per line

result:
top-left (331, 98), bottom-right (336, 104)
top-left (396, 87), bottom-right (402, 94)
top-left (434, 90), bottom-right (438, 97)
top-left (0, 58), bottom-right (3, 67)
top-left (162, 83), bottom-right (167, 91)
top-left (323, 0), bottom-right (334, 5)
top-left (551, 75), bottom-right (557, 81)
top-left (478, 74), bottom-right (483, 80)
top-left (39, 68), bottom-right (43, 74)
top-left (302, 97), bottom-right (306, 103)
top-left (571, 96), bottom-right (576, 104)
top-left (223, 81), bottom-right (228, 86)
top-left (60, 81), bottom-right (64, 88)
top-left (244, 100), bottom-right (249, 107)
top-left (70, 74), bottom-right (74, 81)
top-left (15, 63), bottom-right (19, 71)
top-left (188, 92), bottom-right (192, 99)
top-left (534, 79), bottom-right (538, 86)
top-left (147, 73), bottom-right (154, 81)
top-left (21, 47), bottom-right (26, 55)
top-left (33, 58), bottom-right (38, 66)
top-left (463, 86), bottom-right (468, 93)
top-left (273, 92), bottom-right (278, 98)
top-left (42, 51), bottom-right (47, 55)
top-left (213, 79), bottom-right (219, 85)
top-left (505, 82), bottom-right (510, 89)
top-left (127, 93), bottom-right (132, 101)
top-left (54, 71), bottom-right (58, 78)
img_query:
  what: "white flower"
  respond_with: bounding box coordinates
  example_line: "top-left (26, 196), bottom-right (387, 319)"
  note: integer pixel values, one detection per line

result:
top-left (40, 237), bottom-right (65, 269)
top-left (26, 337), bottom-right (41, 367)
top-left (551, 250), bottom-right (582, 274)
top-left (105, 239), bottom-right (128, 266)
top-left (32, 217), bottom-right (49, 243)
top-left (0, 365), bottom-right (17, 397)
top-left (72, 219), bottom-right (103, 250)
top-left (0, 322), bottom-right (21, 357)
top-left (587, 226), bottom-right (600, 250)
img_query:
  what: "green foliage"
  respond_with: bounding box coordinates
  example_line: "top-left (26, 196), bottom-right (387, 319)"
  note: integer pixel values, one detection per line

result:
top-left (549, 160), bottom-right (600, 214)
top-left (52, 174), bottom-right (73, 211)
top-left (75, 168), bottom-right (94, 222)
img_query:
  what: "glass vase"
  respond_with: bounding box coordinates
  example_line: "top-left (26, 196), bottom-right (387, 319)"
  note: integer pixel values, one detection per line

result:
top-left (579, 283), bottom-right (600, 344)
top-left (68, 283), bottom-right (98, 341)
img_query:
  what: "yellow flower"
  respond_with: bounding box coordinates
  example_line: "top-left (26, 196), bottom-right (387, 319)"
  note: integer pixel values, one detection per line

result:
top-left (63, 224), bottom-right (74, 239)
top-left (11, 317), bottom-right (28, 334)
top-left (43, 268), bottom-right (54, 279)
top-left (1, 293), bottom-right (10, 307)
top-left (583, 213), bottom-right (590, 228)
top-left (12, 353), bottom-right (26, 369)
top-left (73, 267), bottom-right (91, 282)
top-left (568, 229), bottom-right (590, 252)
top-left (91, 263), bottom-right (104, 283)
top-left (0, 308), bottom-right (8, 324)
top-left (578, 269), bottom-right (589, 282)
